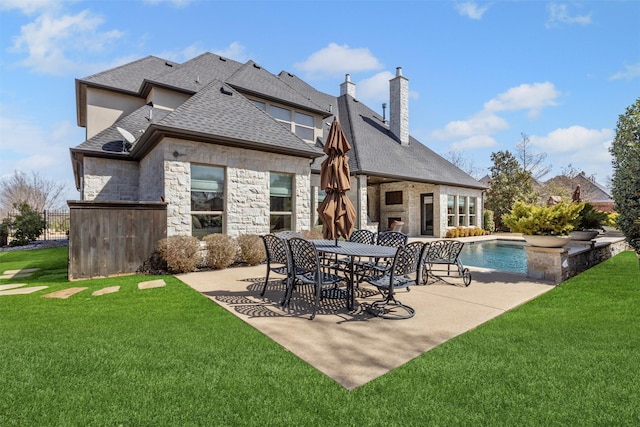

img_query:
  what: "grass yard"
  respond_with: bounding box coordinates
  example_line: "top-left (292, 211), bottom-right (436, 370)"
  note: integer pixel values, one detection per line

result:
top-left (1, 247), bottom-right (639, 426)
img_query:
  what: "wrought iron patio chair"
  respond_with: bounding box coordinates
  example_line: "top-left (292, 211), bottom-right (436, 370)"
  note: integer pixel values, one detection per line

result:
top-left (285, 237), bottom-right (344, 320)
top-left (364, 241), bottom-right (426, 319)
top-left (274, 230), bottom-right (303, 240)
top-left (420, 240), bottom-right (471, 286)
top-left (260, 234), bottom-right (292, 304)
top-left (330, 229), bottom-right (377, 272)
top-left (361, 231), bottom-right (408, 276)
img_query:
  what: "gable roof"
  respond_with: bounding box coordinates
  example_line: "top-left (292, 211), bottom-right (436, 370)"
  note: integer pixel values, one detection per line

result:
top-left (329, 95), bottom-right (485, 188)
top-left (73, 52), bottom-right (485, 190)
top-left (144, 52), bottom-right (243, 94)
top-left (226, 61), bottom-right (330, 116)
top-left (133, 80), bottom-right (323, 158)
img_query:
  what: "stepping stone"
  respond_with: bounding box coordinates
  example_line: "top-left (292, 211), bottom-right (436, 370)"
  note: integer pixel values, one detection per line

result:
top-left (92, 286), bottom-right (120, 296)
top-left (0, 273), bottom-right (34, 279)
top-left (0, 284), bottom-right (27, 291)
top-left (138, 279), bottom-right (166, 290)
top-left (0, 268), bottom-right (40, 280)
top-left (3, 268), bottom-right (40, 275)
top-left (0, 286), bottom-right (48, 296)
top-left (42, 287), bottom-right (88, 299)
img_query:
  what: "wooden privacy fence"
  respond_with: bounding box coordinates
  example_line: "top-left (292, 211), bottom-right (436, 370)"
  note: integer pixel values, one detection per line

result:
top-left (68, 201), bottom-right (167, 280)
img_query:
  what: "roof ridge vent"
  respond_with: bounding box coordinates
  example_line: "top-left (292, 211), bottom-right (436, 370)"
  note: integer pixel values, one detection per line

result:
top-left (253, 63), bottom-right (261, 69)
top-left (219, 56), bottom-right (227, 62)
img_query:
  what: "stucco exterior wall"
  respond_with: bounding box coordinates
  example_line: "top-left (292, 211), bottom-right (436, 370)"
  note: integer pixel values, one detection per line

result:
top-left (83, 157), bottom-right (139, 201)
top-left (86, 87), bottom-right (146, 139)
top-left (147, 87), bottom-right (189, 111)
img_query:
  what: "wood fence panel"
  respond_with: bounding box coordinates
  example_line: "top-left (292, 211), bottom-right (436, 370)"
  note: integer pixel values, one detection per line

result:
top-left (68, 201), bottom-right (167, 280)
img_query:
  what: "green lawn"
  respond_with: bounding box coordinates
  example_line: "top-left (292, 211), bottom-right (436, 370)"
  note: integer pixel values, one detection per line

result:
top-left (1, 247), bottom-right (639, 426)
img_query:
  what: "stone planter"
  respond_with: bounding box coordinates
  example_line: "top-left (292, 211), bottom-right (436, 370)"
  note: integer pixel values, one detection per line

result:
top-left (523, 235), bottom-right (570, 248)
top-left (569, 230), bottom-right (599, 241)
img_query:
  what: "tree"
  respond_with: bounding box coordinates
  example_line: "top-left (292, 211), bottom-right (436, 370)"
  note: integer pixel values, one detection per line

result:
top-left (516, 133), bottom-right (551, 180)
top-left (609, 97), bottom-right (640, 243)
top-left (0, 171), bottom-right (68, 215)
top-left (7, 203), bottom-right (47, 246)
top-left (485, 150), bottom-right (536, 230)
top-left (444, 149), bottom-right (485, 180)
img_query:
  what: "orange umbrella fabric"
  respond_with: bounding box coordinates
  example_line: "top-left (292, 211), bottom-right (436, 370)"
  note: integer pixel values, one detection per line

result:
top-left (317, 118), bottom-right (357, 241)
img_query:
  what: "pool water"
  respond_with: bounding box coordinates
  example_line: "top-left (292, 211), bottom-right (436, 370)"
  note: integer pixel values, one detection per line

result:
top-left (458, 240), bottom-right (527, 274)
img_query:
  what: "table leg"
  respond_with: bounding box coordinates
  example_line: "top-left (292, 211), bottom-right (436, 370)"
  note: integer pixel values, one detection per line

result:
top-left (348, 255), bottom-right (355, 310)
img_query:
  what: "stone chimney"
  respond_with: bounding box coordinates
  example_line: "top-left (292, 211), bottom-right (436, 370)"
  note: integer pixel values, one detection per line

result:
top-left (340, 74), bottom-right (356, 98)
top-left (390, 67), bottom-right (409, 145)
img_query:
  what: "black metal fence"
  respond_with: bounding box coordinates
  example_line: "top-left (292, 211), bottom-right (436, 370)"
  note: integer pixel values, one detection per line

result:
top-left (2, 209), bottom-right (70, 242)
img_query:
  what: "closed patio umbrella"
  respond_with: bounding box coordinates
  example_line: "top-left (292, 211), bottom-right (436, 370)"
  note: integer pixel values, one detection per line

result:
top-left (317, 118), bottom-right (357, 242)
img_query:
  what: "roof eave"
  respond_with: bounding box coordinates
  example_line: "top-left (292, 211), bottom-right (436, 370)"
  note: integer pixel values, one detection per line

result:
top-left (129, 125), bottom-right (324, 160)
top-left (356, 170), bottom-right (488, 190)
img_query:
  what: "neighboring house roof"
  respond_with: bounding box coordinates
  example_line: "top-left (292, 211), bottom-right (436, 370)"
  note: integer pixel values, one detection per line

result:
top-left (544, 173), bottom-right (613, 203)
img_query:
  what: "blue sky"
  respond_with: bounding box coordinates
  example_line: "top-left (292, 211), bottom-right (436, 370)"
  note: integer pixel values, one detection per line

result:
top-left (1, 0), bottom-right (638, 202)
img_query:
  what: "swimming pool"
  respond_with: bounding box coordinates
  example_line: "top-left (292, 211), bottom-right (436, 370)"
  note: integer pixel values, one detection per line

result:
top-left (458, 239), bottom-right (527, 274)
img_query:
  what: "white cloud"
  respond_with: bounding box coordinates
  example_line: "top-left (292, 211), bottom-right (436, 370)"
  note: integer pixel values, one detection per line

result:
top-left (609, 62), bottom-right (640, 81)
top-left (0, 109), bottom-right (82, 199)
top-left (294, 43), bottom-right (384, 78)
top-left (430, 113), bottom-right (509, 140)
top-left (143, 0), bottom-right (191, 7)
top-left (455, 2), bottom-right (489, 20)
top-left (483, 82), bottom-right (560, 117)
top-left (531, 126), bottom-right (613, 154)
top-left (11, 9), bottom-right (124, 75)
top-left (213, 42), bottom-right (249, 63)
top-left (0, 0), bottom-right (66, 14)
top-left (155, 43), bottom-right (207, 64)
top-left (357, 71), bottom-right (394, 103)
top-left (546, 3), bottom-right (592, 28)
top-left (450, 135), bottom-right (499, 151)
top-left (530, 126), bottom-right (614, 179)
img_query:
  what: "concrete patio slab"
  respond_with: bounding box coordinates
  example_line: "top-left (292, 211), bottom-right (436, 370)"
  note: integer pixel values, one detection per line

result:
top-left (178, 265), bottom-right (555, 390)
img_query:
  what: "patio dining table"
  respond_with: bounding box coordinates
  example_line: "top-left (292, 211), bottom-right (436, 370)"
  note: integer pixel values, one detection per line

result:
top-left (311, 240), bottom-right (398, 310)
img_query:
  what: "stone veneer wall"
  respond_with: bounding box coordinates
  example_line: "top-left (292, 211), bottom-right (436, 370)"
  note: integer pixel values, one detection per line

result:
top-left (146, 138), bottom-right (311, 238)
top-left (83, 157), bottom-right (139, 201)
top-left (377, 182), bottom-right (483, 237)
top-left (525, 238), bottom-right (627, 283)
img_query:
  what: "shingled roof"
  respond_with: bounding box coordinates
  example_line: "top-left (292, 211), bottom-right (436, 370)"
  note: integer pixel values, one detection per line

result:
top-left (72, 52), bottom-right (485, 190)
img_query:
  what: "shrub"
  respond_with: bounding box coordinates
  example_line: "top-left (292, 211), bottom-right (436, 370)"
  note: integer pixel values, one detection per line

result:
top-left (502, 201), bottom-right (584, 236)
top-left (203, 234), bottom-right (238, 269)
top-left (302, 227), bottom-right (324, 240)
top-left (237, 234), bottom-right (265, 265)
top-left (8, 203), bottom-right (47, 246)
top-left (574, 202), bottom-right (609, 230)
top-left (483, 209), bottom-right (495, 232)
top-left (157, 235), bottom-right (200, 274)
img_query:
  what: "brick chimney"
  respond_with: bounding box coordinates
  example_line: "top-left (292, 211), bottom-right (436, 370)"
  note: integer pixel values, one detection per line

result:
top-left (390, 67), bottom-right (409, 145)
top-left (340, 74), bottom-right (356, 98)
